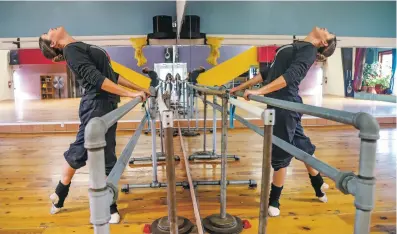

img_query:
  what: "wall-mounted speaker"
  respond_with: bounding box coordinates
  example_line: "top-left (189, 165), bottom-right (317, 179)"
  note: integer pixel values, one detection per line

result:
top-left (148, 15), bottom-right (176, 39)
top-left (180, 15), bottom-right (205, 39)
top-left (8, 50), bottom-right (19, 65)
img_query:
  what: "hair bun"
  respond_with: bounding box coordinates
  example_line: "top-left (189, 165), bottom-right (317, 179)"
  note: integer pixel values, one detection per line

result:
top-left (52, 54), bottom-right (65, 62)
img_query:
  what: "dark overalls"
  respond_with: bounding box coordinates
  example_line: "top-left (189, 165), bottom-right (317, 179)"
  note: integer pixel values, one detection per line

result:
top-left (262, 41), bottom-right (318, 171)
top-left (63, 42), bottom-right (120, 175)
top-left (188, 68), bottom-right (205, 100)
top-left (147, 71), bottom-right (160, 88)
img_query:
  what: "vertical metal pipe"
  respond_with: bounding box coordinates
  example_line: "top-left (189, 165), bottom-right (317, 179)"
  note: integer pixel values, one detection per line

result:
top-left (195, 94), bottom-right (199, 130)
top-left (87, 147), bottom-right (110, 234)
top-left (187, 86), bottom-right (191, 131)
top-left (258, 109), bottom-right (275, 234)
top-left (212, 95), bottom-right (217, 154)
top-left (220, 95), bottom-right (228, 219)
top-left (93, 225), bottom-right (110, 234)
top-left (184, 83), bottom-right (187, 119)
top-left (354, 139), bottom-right (377, 234)
top-left (162, 110), bottom-right (178, 234)
top-left (160, 115), bottom-right (164, 155)
top-left (151, 118), bottom-right (158, 183)
top-left (354, 209), bottom-right (372, 234)
top-left (203, 94), bottom-right (207, 152)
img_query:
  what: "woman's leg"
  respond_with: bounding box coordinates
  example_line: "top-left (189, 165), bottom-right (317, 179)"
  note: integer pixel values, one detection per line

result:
top-left (103, 102), bottom-right (120, 224)
top-left (267, 109), bottom-right (296, 217)
top-left (51, 126), bottom-right (86, 214)
top-left (293, 123), bottom-right (329, 202)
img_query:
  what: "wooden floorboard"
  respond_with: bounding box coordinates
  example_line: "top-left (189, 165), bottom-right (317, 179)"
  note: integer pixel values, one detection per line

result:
top-left (0, 126), bottom-right (395, 233)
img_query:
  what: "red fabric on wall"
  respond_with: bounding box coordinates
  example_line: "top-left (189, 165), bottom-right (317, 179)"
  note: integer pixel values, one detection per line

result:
top-left (257, 46), bottom-right (278, 63)
top-left (17, 49), bottom-right (66, 65)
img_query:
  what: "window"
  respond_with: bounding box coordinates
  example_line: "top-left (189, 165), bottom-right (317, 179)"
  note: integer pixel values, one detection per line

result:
top-left (378, 50), bottom-right (393, 77)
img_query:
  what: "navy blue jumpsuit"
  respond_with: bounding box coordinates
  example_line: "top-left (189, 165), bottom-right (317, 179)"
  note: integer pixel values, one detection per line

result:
top-left (261, 41), bottom-right (318, 171)
top-left (63, 42), bottom-right (119, 175)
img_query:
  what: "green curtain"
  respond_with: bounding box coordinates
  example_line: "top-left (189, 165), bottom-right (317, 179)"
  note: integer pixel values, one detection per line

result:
top-left (365, 48), bottom-right (379, 64)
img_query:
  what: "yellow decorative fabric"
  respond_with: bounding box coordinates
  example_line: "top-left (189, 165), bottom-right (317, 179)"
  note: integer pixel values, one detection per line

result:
top-left (130, 37), bottom-right (147, 67)
top-left (206, 37), bottom-right (224, 66)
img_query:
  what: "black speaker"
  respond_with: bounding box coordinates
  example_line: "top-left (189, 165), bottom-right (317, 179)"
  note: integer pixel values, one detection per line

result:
top-left (148, 15), bottom-right (176, 39)
top-left (153, 15), bottom-right (173, 33)
top-left (9, 50), bottom-right (19, 65)
top-left (180, 15), bottom-right (205, 39)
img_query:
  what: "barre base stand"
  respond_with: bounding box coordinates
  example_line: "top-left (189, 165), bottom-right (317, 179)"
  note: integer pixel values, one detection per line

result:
top-left (190, 94), bottom-right (256, 189)
top-left (151, 109), bottom-right (193, 234)
top-left (202, 95), bottom-right (244, 234)
top-left (151, 217), bottom-right (194, 234)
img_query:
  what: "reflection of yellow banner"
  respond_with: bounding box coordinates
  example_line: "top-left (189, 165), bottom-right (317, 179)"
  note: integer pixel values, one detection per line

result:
top-left (111, 60), bottom-right (150, 88)
top-left (197, 46), bottom-right (258, 86)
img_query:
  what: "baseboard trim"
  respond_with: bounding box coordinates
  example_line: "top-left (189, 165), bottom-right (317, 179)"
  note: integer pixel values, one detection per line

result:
top-left (0, 116), bottom-right (394, 134)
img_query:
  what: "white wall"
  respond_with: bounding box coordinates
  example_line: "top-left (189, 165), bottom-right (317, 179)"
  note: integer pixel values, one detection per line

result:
top-left (323, 48), bottom-right (345, 96)
top-left (299, 63), bottom-right (323, 96)
top-left (0, 50), bottom-right (14, 101)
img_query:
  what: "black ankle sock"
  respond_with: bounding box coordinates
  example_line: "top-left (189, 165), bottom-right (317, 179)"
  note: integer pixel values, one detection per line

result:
top-left (54, 181), bottom-right (71, 208)
top-left (110, 203), bottom-right (118, 214)
top-left (309, 173), bottom-right (325, 197)
top-left (269, 183), bottom-right (283, 208)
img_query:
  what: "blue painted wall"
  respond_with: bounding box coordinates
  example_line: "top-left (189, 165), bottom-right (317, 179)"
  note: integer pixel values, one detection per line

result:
top-left (185, 1), bottom-right (396, 38)
top-left (0, 1), bottom-right (176, 37)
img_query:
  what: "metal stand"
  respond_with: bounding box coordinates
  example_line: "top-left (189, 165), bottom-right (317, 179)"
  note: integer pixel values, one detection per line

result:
top-left (123, 96), bottom-right (181, 194)
top-left (202, 95), bottom-right (244, 234)
top-left (189, 94), bottom-right (240, 162)
top-left (258, 109), bottom-right (275, 234)
top-left (182, 84), bottom-right (200, 137)
top-left (129, 120), bottom-right (180, 165)
top-left (151, 110), bottom-right (193, 234)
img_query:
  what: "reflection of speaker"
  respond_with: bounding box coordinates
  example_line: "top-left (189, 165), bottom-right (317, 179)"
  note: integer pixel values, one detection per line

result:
top-left (9, 50), bottom-right (19, 65)
top-left (148, 15), bottom-right (176, 39)
top-left (180, 15), bottom-right (206, 39)
top-left (153, 15), bottom-right (173, 33)
top-left (164, 47), bottom-right (173, 63)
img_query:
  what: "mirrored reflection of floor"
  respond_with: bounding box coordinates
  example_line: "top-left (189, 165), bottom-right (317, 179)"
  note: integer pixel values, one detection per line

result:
top-left (0, 95), bottom-right (395, 123)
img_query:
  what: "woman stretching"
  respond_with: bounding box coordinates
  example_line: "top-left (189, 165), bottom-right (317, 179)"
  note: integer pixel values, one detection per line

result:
top-left (231, 27), bottom-right (337, 217)
top-left (39, 26), bottom-right (148, 223)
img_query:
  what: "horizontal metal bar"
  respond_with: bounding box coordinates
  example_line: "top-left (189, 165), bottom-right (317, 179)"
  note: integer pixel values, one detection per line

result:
top-left (229, 98), bottom-right (264, 118)
top-left (186, 83), bottom-right (226, 96)
top-left (233, 111), bottom-right (341, 181)
top-left (234, 91), bottom-right (355, 126)
top-left (194, 180), bottom-right (254, 185)
top-left (101, 97), bottom-right (142, 129)
top-left (106, 115), bottom-right (147, 187)
top-left (207, 100), bottom-right (342, 182)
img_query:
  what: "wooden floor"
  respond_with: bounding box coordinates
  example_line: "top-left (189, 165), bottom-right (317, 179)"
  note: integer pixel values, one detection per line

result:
top-left (0, 126), bottom-right (395, 234)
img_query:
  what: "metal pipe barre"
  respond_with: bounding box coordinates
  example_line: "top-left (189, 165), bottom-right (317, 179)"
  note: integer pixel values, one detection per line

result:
top-left (85, 89), bottom-right (194, 234)
top-left (192, 84), bottom-right (380, 234)
top-left (85, 97), bottom-right (144, 234)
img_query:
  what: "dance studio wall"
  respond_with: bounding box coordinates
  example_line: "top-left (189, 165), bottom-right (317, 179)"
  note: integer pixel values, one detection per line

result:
top-left (185, 1), bottom-right (396, 38)
top-left (0, 1), bottom-right (176, 37)
top-left (13, 64), bottom-right (67, 100)
top-left (0, 50), bottom-right (14, 101)
top-left (106, 45), bottom-right (322, 96)
top-left (105, 45), bottom-right (252, 75)
top-left (323, 48), bottom-right (345, 97)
